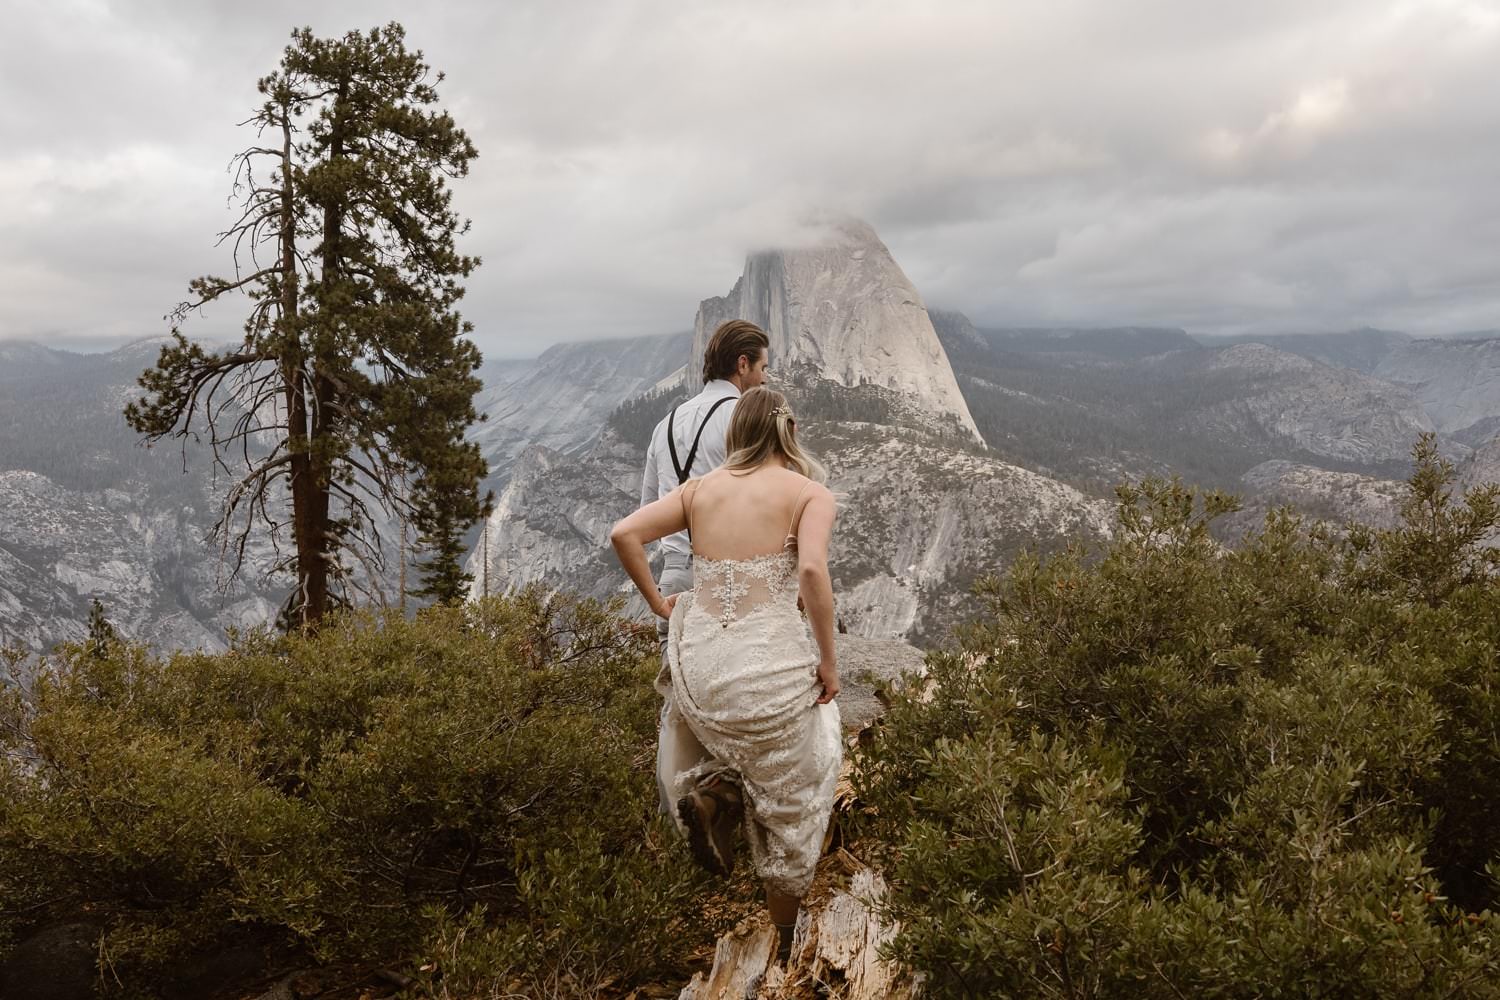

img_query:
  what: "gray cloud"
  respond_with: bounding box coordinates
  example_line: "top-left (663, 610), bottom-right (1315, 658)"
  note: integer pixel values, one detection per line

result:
top-left (2, 0), bottom-right (1499, 355)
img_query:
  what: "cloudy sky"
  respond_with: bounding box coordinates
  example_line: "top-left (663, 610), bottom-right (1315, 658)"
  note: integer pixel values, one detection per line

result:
top-left (3, 0), bottom-right (1499, 356)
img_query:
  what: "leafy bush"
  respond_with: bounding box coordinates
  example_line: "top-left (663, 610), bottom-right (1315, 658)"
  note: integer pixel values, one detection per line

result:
top-left (0, 590), bottom-right (715, 997)
top-left (855, 436), bottom-right (1500, 997)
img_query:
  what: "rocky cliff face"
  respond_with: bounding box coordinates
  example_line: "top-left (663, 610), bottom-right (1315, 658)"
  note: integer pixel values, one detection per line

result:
top-left (1196, 331), bottom-right (1500, 445)
top-left (464, 428), bottom-right (644, 604)
top-left (814, 427), bottom-right (1113, 641)
top-left (1374, 338), bottom-right (1500, 440)
top-left (1188, 343), bottom-right (1435, 465)
top-left (692, 219), bottom-right (982, 443)
top-left (1459, 436), bottom-right (1500, 548)
top-left (1460, 434), bottom-right (1500, 492)
top-left (1225, 438), bottom-right (1500, 548)
top-left (463, 419), bottom-right (1114, 642)
top-left (1232, 460), bottom-right (1405, 533)
top-left (1, 331), bottom-right (676, 654)
top-left (0, 469), bottom-right (280, 654)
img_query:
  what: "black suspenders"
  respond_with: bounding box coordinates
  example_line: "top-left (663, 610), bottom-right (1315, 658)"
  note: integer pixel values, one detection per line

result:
top-left (667, 396), bottom-right (734, 486)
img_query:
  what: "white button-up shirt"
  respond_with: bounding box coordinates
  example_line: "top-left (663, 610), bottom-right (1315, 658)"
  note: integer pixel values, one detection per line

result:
top-left (640, 379), bottom-right (741, 557)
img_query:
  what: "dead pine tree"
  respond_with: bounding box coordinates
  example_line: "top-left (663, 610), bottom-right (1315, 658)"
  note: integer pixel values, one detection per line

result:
top-left (126, 23), bottom-right (488, 628)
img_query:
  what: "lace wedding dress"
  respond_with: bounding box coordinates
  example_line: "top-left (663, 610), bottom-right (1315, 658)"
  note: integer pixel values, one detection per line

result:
top-left (656, 518), bottom-right (842, 896)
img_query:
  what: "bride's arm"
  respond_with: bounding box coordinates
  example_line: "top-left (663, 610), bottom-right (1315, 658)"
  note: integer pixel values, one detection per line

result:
top-left (610, 487), bottom-right (691, 618)
top-left (796, 488), bottom-right (840, 703)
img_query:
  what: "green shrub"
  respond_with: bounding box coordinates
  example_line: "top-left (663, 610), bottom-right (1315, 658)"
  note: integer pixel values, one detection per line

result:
top-left (856, 436), bottom-right (1500, 997)
top-left (0, 589), bottom-right (714, 997)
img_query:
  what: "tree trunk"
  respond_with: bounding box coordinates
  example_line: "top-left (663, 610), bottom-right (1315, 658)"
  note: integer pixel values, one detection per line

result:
top-left (305, 370), bottom-right (334, 622)
top-left (287, 382), bottom-right (319, 627)
top-left (279, 94), bottom-right (330, 629)
top-left (295, 79), bottom-right (351, 627)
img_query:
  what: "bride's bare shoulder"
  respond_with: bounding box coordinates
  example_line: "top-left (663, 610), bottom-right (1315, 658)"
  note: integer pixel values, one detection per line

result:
top-left (786, 470), bottom-right (833, 500)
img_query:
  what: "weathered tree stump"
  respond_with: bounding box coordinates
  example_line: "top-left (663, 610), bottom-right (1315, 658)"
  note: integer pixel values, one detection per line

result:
top-left (676, 867), bottom-right (915, 1000)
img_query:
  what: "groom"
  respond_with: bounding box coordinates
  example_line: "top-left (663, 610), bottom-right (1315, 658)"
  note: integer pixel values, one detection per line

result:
top-left (640, 319), bottom-right (770, 810)
top-left (640, 319), bottom-right (771, 640)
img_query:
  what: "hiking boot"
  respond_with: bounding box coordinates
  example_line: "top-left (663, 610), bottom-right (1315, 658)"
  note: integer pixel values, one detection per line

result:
top-left (774, 920), bottom-right (796, 965)
top-left (677, 778), bottom-right (742, 877)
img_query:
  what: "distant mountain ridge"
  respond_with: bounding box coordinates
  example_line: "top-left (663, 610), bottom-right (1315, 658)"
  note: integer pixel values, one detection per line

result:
top-left (980, 326), bottom-right (1201, 362)
top-left (1373, 338), bottom-right (1500, 439)
top-left (932, 321), bottom-right (1450, 494)
top-left (0, 341), bottom-right (81, 375)
top-left (1192, 328), bottom-right (1413, 373)
top-left (5, 250), bottom-right (1500, 651)
top-left (469, 331), bottom-right (690, 490)
top-left (1189, 342), bottom-right (1435, 465)
top-left (1188, 328), bottom-right (1500, 441)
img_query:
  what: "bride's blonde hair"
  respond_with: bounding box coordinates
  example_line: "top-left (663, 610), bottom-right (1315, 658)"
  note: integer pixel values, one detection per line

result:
top-left (723, 387), bottom-right (827, 483)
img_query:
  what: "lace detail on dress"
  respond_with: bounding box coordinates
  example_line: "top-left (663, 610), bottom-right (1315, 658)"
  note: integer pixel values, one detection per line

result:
top-left (692, 550), bottom-right (800, 628)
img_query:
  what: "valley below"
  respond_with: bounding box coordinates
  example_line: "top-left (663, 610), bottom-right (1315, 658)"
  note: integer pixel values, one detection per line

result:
top-left (2, 222), bottom-right (1498, 653)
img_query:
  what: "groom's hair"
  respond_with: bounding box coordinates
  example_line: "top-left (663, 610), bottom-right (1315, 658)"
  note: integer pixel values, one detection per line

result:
top-left (702, 320), bottom-right (769, 384)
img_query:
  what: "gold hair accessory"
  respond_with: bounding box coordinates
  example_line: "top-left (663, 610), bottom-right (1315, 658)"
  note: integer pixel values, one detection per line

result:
top-left (772, 405), bottom-right (793, 419)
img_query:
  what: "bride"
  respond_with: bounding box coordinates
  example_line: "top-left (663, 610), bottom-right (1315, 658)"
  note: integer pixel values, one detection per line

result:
top-left (610, 386), bottom-right (841, 960)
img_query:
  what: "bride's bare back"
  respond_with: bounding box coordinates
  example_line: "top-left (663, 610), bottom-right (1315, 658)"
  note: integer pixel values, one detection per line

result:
top-left (610, 452), bottom-right (838, 699)
top-left (684, 465), bottom-right (818, 561)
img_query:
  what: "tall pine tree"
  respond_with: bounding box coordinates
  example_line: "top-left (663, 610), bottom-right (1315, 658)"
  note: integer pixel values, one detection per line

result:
top-left (127, 24), bottom-right (487, 626)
